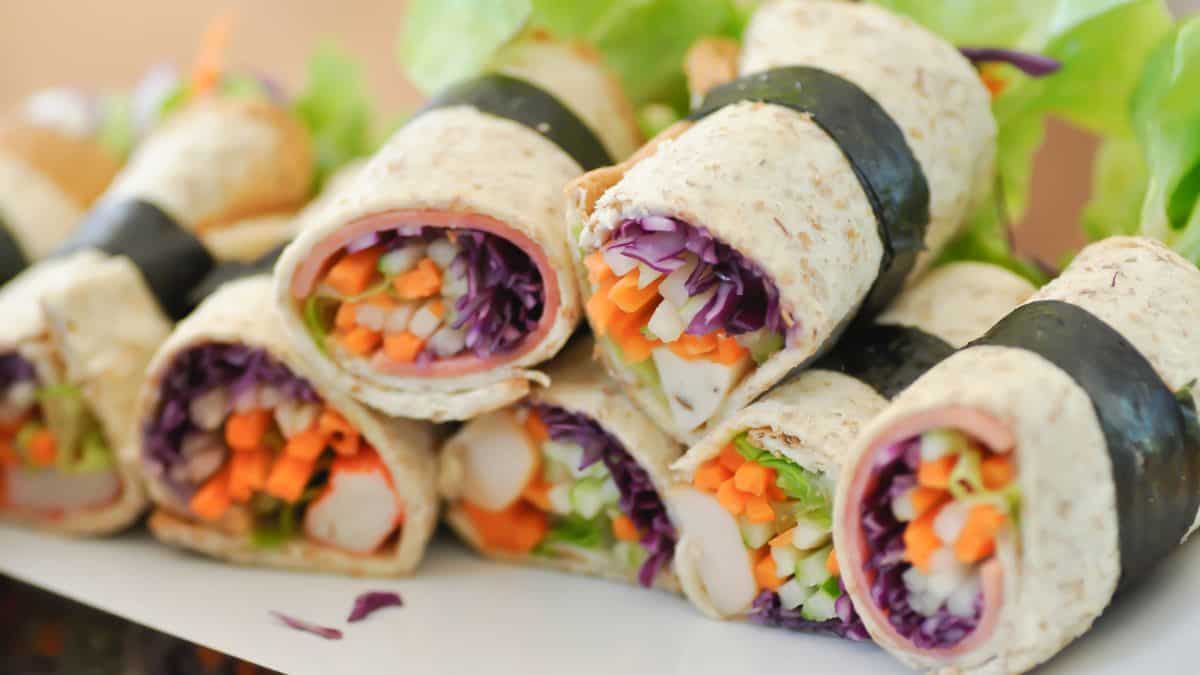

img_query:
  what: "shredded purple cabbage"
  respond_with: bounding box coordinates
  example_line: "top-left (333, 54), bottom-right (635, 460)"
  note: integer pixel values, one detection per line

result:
top-left (861, 439), bottom-right (982, 649)
top-left (604, 216), bottom-right (783, 337)
top-left (959, 47), bottom-right (1061, 77)
top-left (532, 403), bottom-right (676, 587)
top-left (450, 230), bottom-right (544, 358)
top-left (270, 611), bottom-right (343, 640)
top-left (347, 591), bottom-right (403, 622)
top-left (0, 353), bottom-right (36, 393)
top-left (143, 344), bottom-right (320, 497)
top-left (748, 584), bottom-right (870, 641)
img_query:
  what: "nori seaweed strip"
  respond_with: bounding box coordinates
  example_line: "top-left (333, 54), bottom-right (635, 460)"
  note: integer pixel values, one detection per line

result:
top-left (691, 67), bottom-right (930, 317)
top-left (55, 199), bottom-right (214, 320)
top-left (970, 300), bottom-right (1200, 589)
top-left (417, 74), bottom-right (613, 171)
top-left (0, 216), bottom-right (28, 287)
top-left (814, 323), bottom-right (954, 399)
top-left (186, 242), bottom-right (288, 307)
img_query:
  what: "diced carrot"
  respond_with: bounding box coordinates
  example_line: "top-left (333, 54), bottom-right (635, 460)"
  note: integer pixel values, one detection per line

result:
top-left (393, 258), bottom-right (442, 299)
top-left (523, 412), bottom-right (549, 444)
top-left (607, 303), bottom-right (651, 339)
top-left (826, 548), bottom-right (840, 576)
top-left (712, 334), bottom-right (749, 365)
top-left (522, 479), bottom-right (552, 511)
top-left (339, 326), bottom-right (382, 356)
top-left (617, 330), bottom-right (659, 363)
top-left (189, 463), bottom-right (232, 521)
top-left (716, 478), bottom-right (746, 516)
top-left (733, 462), bottom-right (776, 497)
top-left (954, 504), bottom-right (1006, 564)
top-left (717, 444), bottom-right (745, 472)
top-left (767, 484), bottom-right (787, 501)
top-left (611, 514), bottom-right (640, 542)
top-left (383, 331), bottom-right (424, 363)
top-left (608, 273), bottom-right (662, 313)
top-left (917, 455), bottom-right (958, 489)
top-left (284, 428), bottom-right (327, 461)
top-left (318, 408), bottom-right (361, 456)
top-left (903, 507), bottom-right (942, 573)
top-left (27, 430), bottom-right (56, 467)
top-left (228, 448), bottom-right (271, 502)
top-left (366, 292), bottom-right (397, 308)
top-left (427, 299), bottom-right (446, 319)
top-left (981, 453), bottom-right (1015, 490)
top-left (462, 500), bottom-right (548, 554)
top-left (585, 280), bottom-right (619, 336)
top-left (693, 459), bottom-right (732, 492)
top-left (909, 485), bottom-right (950, 518)
top-left (753, 549), bottom-right (785, 591)
top-left (334, 302), bottom-right (359, 331)
top-left (325, 247), bottom-right (383, 296)
top-left (330, 433), bottom-right (360, 457)
top-left (744, 494), bottom-right (775, 523)
top-left (224, 409), bottom-right (272, 452)
top-left (668, 332), bottom-right (718, 359)
top-left (584, 252), bottom-right (615, 286)
top-left (265, 455), bottom-right (316, 503)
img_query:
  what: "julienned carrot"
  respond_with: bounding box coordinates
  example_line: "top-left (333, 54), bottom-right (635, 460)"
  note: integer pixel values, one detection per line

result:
top-left (753, 549), bottom-right (785, 591)
top-left (190, 11), bottom-right (234, 95)
top-left (618, 331), bottom-right (658, 363)
top-left (917, 455), bottom-right (958, 489)
top-left (383, 332), bottom-right (423, 363)
top-left (712, 335), bottom-right (749, 364)
top-left (668, 332), bottom-right (718, 359)
top-left (228, 448), bottom-right (270, 502)
top-left (903, 507), bottom-right (941, 573)
top-left (462, 500), bottom-right (548, 554)
top-left (612, 514), bottom-right (640, 541)
top-left (27, 430), bottom-right (57, 467)
top-left (224, 409), bottom-right (272, 451)
top-left (393, 258), bottom-right (442, 299)
top-left (521, 479), bottom-right (552, 511)
top-left (584, 252), bottom-right (614, 286)
top-left (326, 248), bottom-right (383, 297)
top-left (826, 548), bottom-right (840, 576)
top-left (339, 326), bottom-right (381, 356)
top-left (335, 302), bottom-right (358, 331)
top-left (608, 273), bottom-right (662, 313)
top-left (523, 413), bottom-right (549, 443)
top-left (981, 453), bottom-right (1015, 490)
top-left (733, 462), bottom-right (775, 497)
top-left (284, 428), bottom-right (327, 461)
top-left (190, 463), bottom-right (232, 521)
top-left (909, 485), bottom-right (949, 518)
top-left (265, 455), bottom-right (315, 503)
top-left (718, 444), bottom-right (745, 473)
top-left (693, 459), bottom-right (732, 492)
top-left (716, 479), bottom-right (746, 516)
top-left (954, 504), bottom-right (1006, 563)
top-left (744, 494), bottom-right (775, 524)
top-left (586, 280), bottom-right (619, 336)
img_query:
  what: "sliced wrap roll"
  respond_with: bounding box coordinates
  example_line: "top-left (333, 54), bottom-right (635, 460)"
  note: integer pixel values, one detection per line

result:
top-left (568, 0), bottom-right (995, 442)
top-left (835, 237), bottom-right (1200, 673)
top-left (137, 276), bottom-right (438, 576)
top-left (439, 337), bottom-right (683, 590)
top-left (274, 38), bottom-right (640, 421)
top-left (667, 263), bottom-right (1033, 639)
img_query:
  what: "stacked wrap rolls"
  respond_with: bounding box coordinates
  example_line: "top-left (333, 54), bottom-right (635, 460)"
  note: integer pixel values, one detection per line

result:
top-left (667, 263), bottom-right (1033, 639)
top-left (835, 237), bottom-right (1200, 673)
top-left (273, 37), bottom-right (640, 421)
top-left (439, 337), bottom-right (684, 590)
top-left (136, 276), bottom-right (438, 576)
top-left (567, 0), bottom-right (995, 442)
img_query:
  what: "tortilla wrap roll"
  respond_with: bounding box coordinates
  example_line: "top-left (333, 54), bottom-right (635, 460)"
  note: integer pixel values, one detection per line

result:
top-left (834, 237), bottom-right (1200, 674)
top-left (137, 275), bottom-right (438, 576)
top-left (567, 0), bottom-right (995, 442)
top-left (667, 263), bottom-right (1033, 639)
top-left (0, 251), bottom-right (171, 535)
top-left (273, 38), bottom-right (640, 422)
top-left (439, 337), bottom-right (683, 590)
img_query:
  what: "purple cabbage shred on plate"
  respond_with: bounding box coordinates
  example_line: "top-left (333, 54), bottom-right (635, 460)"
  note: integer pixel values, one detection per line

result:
top-left (347, 591), bottom-right (404, 622)
top-left (533, 404), bottom-right (677, 587)
top-left (270, 611), bottom-right (343, 640)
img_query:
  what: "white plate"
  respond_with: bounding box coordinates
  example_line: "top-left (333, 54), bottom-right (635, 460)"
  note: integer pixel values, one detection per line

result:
top-left (1, 525), bottom-right (1198, 674)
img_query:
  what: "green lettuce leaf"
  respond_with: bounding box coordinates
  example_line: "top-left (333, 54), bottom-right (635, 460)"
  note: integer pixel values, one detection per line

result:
top-left (538, 513), bottom-right (610, 550)
top-left (292, 43), bottom-right (377, 191)
top-left (1081, 136), bottom-right (1148, 243)
top-left (398, 0), bottom-right (531, 96)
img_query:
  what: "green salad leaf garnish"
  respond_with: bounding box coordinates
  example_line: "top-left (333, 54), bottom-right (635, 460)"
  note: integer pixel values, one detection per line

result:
top-left (539, 513), bottom-right (611, 550)
top-left (292, 42), bottom-right (378, 191)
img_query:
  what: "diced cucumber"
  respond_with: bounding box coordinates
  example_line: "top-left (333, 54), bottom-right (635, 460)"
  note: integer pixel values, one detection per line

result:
top-left (547, 483), bottom-right (572, 514)
top-left (920, 428), bottom-right (968, 462)
top-left (819, 575), bottom-right (841, 597)
top-left (599, 477), bottom-right (621, 505)
top-left (801, 585), bottom-right (839, 622)
top-left (69, 431), bottom-right (113, 473)
top-left (636, 263), bottom-right (663, 289)
top-left (427, 239), bottom-right (458, 268)
top-left (947, 576), bottom-right (981, 618)
top-left (647, 300), bottom-right (685, 343)
top-left (771, 543), bottom-right (799, 579)
top-left (892, 488), bottom-right (916, 522)
top-left (378, 246), bottom-right (424, 277)
top-left (614, 540), bottom-right (648, 571)
top-left (794, 545), bottom-right (833, 589)
top-left (777, 578), bottom-right (811, 610)
top-left (543, 440), bottom-right (584, 475)
top-left (543, 458), bottom-right (572, 484)
top-left (739, 517), bottom-right (774, 549)
top-left (947, 447), bottom-right (984, 499)
top-left (570, 477), bottom-right (607, 519)
top-left (679, 288), bottom-right (716, 327)
top-left (659, 258), bottom-right (697, 307)
top-left (790, 516), bottom-right (831, 550)
top-left (735, 329), bottom-right (785, 365)
top-left (602, 247), bottom-right (638, 276)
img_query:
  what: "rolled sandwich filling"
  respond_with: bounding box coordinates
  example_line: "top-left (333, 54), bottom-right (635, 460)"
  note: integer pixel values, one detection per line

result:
top-left (144, 343), bottom-right (405, 555)
top-left (0, 353), bottom-right (121, 517)
top-left (450, 404), bottom-right (676, 586)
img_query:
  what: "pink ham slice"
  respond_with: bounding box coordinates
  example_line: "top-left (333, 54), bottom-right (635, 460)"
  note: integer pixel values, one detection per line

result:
top-left (290, 209), bottom-right (560, 378)
top-left (3, 467), bottom-right (122, 517)
top-left (839, 405), bottom-right (1014, 659)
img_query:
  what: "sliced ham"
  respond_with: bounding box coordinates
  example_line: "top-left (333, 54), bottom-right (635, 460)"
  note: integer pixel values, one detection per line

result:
top-left (289, 209), bottom-right (560, 378)
top-left (3, 467), bottom-right (122, 516)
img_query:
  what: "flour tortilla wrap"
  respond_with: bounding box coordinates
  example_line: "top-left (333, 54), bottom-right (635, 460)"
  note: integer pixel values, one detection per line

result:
top-left (137, 276), bottom-right (437, 576)
top-left (569, 0), bottom-right (995, 443)
top-left (439, 337), bottom-right (684, 590)
top-left (835, 237), bottom-right (1200, 674)
top-left (274, 38), bottom-right (639, 422)
top-left (0, 251), bottom-right (171, 535)
top-left (666, 263), bottom-right (1033, 635)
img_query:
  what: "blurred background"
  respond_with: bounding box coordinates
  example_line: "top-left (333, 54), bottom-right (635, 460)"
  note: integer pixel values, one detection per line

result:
top-left (2, 0), bottom-right (1197, 264)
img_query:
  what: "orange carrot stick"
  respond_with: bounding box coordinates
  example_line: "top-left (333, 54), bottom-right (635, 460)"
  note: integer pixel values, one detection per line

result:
top-left (826, 548), bottom-right (840, 576)
top-left (744, 494), bottom-right (775, 524)
top-left (224, 409), bottom-right (272, 452)
top-left (693, 459), bottom-right (733, 492)
top-left (903, 507), bottom-right (942, 572)
top-left (608, 273), bottom-right (662, 313)
top-left (383, 332), bottom-right (424, 363)
top-left (326, 248), bottom-right (383, 297)
top-left (584, 252), bottom-right (615, 286)
top-left (717, 444), bottom-right (745, 472)
top-left (339, 326), bottom-right (382, 356)
top-left (611, 514), bottom-right (641, 542)
top-left (462, 500), bottom-right (548, 554)
top-left (753, 549), bottom-right (785, 591)
top-left (190, 463), bottom-right (232, 520)
top-left (27, 430), bottom-right (57, 467)
top-left (981, 453), bottom-right (1015, 490)
top-left (393, 258), bottom-right (442, 299)
top-left (733, 462), bottom-right (776, 497)
top-left (716, 478), bottom-right (746, 516)
top-left (954, 504), bottom-right (1006, 563)
top-left (284, 428), bottom-right (327, 461)
top-left (190, 11), bottom-right (235, 96)
top-left (334, 302), bottom-right (359, 331)
top-left (917, 455), bottom-right (958, 489)
top-left (265, 455), bottom-right (315, 503)
top-left (712, 334), bottom-right (749, 364)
